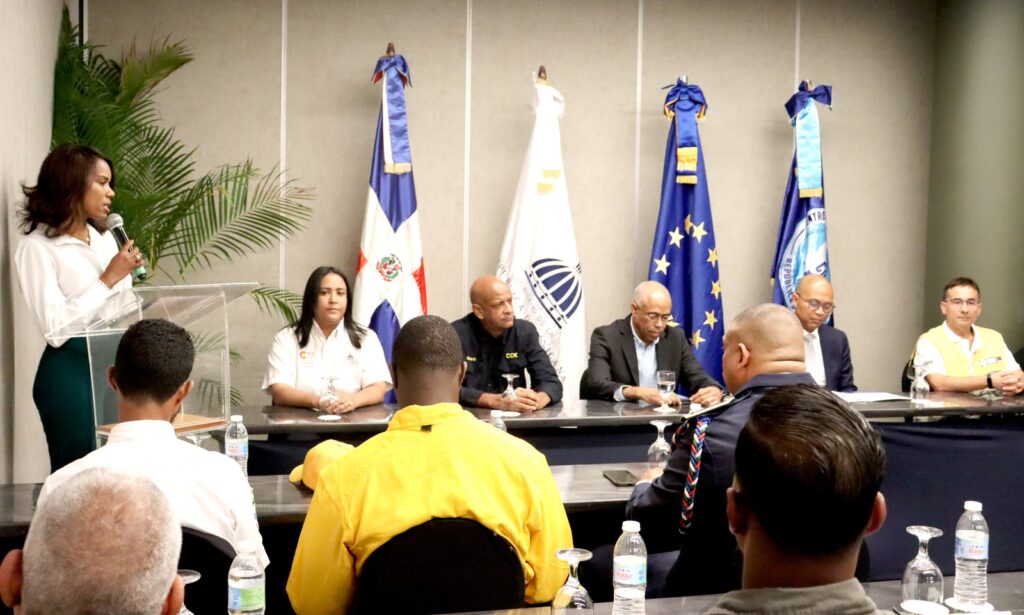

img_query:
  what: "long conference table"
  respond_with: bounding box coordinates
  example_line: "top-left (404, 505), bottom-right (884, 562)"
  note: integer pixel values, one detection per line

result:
top-left (3, 391), bottom-right (1024, 613)
top-left (232, 391), bottom-right (1024, 471)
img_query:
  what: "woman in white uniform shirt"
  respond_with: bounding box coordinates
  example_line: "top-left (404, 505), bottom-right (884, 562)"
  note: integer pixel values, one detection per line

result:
top-left (263, 267), bottom-right (391, 413)
top-left (14, 145), bottom-right (145, 471)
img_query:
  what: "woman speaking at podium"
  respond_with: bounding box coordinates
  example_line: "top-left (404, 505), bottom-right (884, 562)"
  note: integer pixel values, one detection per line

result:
top-left (263, 266), bottom-right (391, 413)
top-left (14, 144), bottom-right (146, 471)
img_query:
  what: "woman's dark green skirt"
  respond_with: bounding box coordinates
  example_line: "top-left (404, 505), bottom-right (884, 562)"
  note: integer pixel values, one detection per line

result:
top-left (32, 337), bottom-right (97, 471)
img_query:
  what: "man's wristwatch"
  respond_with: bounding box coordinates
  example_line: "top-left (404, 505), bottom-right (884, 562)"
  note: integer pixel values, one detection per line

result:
top-left (986, 373), bottom-right (994, 389)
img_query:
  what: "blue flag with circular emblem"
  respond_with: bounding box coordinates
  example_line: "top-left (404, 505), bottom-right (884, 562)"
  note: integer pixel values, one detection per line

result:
top-left (771, 81), bottom-right (833, 310)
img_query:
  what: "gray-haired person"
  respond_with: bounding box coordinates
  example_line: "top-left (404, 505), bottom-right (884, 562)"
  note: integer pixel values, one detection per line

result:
top-left (0, 467), bottom-right (184, 614)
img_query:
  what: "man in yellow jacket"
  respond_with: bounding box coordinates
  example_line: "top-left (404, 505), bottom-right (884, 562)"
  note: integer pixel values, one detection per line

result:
top-left (913, 276), bottom-right (1023, 395)
top-left (286, 315), bottom-right (572, 614)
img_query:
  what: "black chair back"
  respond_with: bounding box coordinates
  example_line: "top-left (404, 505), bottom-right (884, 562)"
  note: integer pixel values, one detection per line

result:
top-left (350, 517), bottom-right (525, 615)
top-left (901, 357), bottom-right (913, 392)
top-left (179, 527), bottom-right (236, 612)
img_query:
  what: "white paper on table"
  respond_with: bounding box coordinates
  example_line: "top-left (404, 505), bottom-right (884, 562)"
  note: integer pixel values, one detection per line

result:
top-left (834, 391), bottom-right (911, 403)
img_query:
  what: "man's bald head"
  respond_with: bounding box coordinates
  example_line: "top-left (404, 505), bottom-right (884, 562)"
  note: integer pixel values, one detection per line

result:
top-left (792, 274), bottom-right (835, 333)
top-left (722, 304), bottom-right (806, 392)
top-left (632, 281), bottom-right (672, 309)
top-left (630, 281), bottom-right (674, 344)
top-left (470, 275), bottom-right (515, 336)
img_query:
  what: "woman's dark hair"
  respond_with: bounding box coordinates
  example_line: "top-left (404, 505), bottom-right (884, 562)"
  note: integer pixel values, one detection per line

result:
top-left (292, 266), bottom-right (366, 349)
top-left (20, 144), bottom-right (115, 237)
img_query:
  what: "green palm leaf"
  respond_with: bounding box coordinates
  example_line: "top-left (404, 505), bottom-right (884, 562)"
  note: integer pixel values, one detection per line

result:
top-left (249, 286), bottom-right (302, 324)
top-left (168, 163), bottom-right (313, 274)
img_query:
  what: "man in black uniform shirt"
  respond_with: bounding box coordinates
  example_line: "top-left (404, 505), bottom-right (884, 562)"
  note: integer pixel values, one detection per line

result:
top-left (451, 276), bottom-right (562, 411)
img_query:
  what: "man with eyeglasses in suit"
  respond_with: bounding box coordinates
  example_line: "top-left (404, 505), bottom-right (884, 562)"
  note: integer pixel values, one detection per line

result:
top-left (580, 281), bottom-right (723, 406)
top-left (913, 276), bottom-right (1023, 395)
top-left (790, 274), bottom-right (857, 392)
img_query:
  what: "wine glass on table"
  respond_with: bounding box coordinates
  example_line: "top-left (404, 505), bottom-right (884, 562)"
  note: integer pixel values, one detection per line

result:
top-left (501, 373), bottom-right (519, 405)
top-left (904, 362), bottom-right (930, 405)
top-left (647, 420), bottom-right (673, 469)
top-left (318, 377), bottom-right (342, 421)
top-left (551, 548), bottom-right (594, 613)
top-left (901, 526), bottom-right (946, 614)
top-left (655, 370), bottom-right (676, 413)
top-left (177, 569), bottom-right (200, 615)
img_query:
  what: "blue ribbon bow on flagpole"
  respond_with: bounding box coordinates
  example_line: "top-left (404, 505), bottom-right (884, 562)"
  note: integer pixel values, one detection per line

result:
top-left (372, 55), bottom-right (413, 174)
top-left (662, 80), bottom-right (708, 186)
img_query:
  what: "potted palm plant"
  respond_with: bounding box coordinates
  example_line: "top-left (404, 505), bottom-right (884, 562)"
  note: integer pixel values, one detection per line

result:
top-left (51, 6), bottom-right (313, 323)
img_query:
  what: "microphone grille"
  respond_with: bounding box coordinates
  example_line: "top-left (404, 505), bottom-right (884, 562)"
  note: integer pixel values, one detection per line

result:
top-left (105, 213), bottom-right (124, 228)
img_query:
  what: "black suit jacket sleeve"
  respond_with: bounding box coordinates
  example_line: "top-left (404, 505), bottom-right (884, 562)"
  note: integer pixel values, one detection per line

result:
top-left (820, 325), bottom-right (857, 392)
top-left (581, 325), bottom-right (623, 401)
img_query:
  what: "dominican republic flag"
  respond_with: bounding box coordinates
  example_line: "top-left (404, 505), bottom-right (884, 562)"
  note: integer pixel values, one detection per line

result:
top-left (497, 76), bottom-right (586, 401)
top-left (770, 81), bottom-right (833, 308)
top-left (353, 53), bottom-right (427, 368)
top-left (647, 79), bottom-right (724, 384)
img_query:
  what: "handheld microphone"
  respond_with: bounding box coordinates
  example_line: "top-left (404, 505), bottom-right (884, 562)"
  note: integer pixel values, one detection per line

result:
top-left (105, 214), bottom-right (148, 281)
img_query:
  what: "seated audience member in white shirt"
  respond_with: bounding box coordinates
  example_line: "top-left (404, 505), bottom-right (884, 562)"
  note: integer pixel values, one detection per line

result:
top-left (263, 266), bottom-right (391, 414)
top-left (37, 319), bottom-right (269, 567)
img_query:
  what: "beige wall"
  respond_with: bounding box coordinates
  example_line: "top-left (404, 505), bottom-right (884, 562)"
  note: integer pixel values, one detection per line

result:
top-left (2, 0), bottom-right (66, 482)
top-left (0, 0), bottom-right (934, 478)
top-left (925, 0), bottom-right (1024, 352)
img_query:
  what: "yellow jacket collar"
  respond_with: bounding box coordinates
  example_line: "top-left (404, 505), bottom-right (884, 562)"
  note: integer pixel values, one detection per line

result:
top-left (387, 403), bottom-right (471, 431)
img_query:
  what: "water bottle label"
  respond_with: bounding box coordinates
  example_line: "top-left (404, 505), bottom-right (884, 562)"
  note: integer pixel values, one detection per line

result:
top-left (955, 531), bottom-right (989, 560)
top-left (226, 440), bottom-right (248, 457)
top-left (613, 557), bottom-right (647, 585)
top-left (228, 584), bottom-right (265, 611)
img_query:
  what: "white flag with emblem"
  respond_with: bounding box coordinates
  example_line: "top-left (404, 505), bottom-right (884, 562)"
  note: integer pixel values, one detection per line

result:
top-left (497, 77), bottom-right (586, 402)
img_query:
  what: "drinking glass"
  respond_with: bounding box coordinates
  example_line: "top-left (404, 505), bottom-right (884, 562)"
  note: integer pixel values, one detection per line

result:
top-left (320, 377), bottom-right (338, 414)
top-left (551, 548), bottom-right (593, 613)
top-left (655, 370), bottom-right (676, 413)
top-left (177, 569), bottom-right (200, 615)
top-left (905, 363), bottom-right (930, 404)
top-left (647, 420), bottom-right (673, 469)
top-left (902, 526), bottom-right (944, 604)
top-left (501, 373), bottom-right (519, 403)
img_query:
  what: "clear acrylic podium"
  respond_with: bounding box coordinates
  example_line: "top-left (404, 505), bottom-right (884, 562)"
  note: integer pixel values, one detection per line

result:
top-left (45, 282), bottom-right (257, 444)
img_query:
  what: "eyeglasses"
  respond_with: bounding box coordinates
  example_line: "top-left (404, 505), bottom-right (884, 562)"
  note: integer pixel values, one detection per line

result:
top-left (796, 294), bottom-right (834, 314)
top-left (642, 312), bottom-right (673, 324)
top-left (943, 298), bottom-right (980, 308)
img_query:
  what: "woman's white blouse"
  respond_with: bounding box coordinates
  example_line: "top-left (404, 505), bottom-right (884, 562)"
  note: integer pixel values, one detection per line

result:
top-left (262, 321), bottom-right (392, 398)
top-left (14, 225), bottom-right (130, 347)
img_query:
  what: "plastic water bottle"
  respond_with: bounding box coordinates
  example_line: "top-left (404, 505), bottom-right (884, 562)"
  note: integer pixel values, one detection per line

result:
top-left (490, 410), bottom-right (507, 432)
top-left (228, 540), bottom-right (265, 615)
top-left (612, 520), bottom-right (647, 614)
top-left (953, 500), bottom-right (989, 608)
top-left (225, 415), bottom-right (249, 477)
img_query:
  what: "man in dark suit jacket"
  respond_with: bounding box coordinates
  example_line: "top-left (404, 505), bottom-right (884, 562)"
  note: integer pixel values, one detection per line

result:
top-left (580, 281), bottom-right (723, 406)
top-left (791, 274), bottom-right (857, 392)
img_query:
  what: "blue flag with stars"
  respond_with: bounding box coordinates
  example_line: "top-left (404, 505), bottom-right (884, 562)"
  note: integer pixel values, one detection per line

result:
top-left (770, 81), bottom-right (833, 308)
top-left (648, 79), bottom-right (723, 384)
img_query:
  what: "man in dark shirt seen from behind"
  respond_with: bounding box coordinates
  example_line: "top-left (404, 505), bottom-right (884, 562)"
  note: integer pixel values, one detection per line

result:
top-left (706, 384), bottom-right (889, 614)
top-left (628, 303), bottom-right (815, 597)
